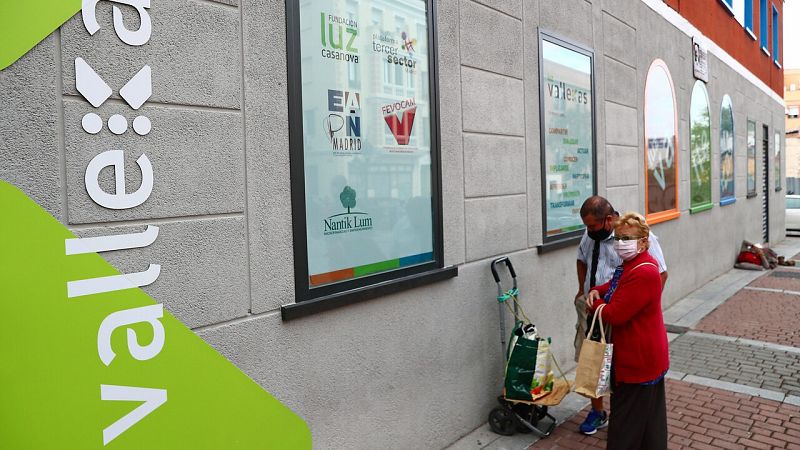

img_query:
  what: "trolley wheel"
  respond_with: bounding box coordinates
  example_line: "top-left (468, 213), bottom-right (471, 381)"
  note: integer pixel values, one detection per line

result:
top-left (488, 407), bottom-right (516, 436)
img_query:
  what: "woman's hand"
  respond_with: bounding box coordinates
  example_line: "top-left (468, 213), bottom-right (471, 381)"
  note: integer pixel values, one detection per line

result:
top-left (586, 290), bottom-right (601, 309)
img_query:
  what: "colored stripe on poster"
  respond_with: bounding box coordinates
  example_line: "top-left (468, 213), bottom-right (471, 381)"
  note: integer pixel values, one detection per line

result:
top-left (547, 224), bottom-right (585, 236)
top-left (309, 268), bottom-right (355, 286)
top-left (309, 252), bottom-right (434, 286)
top-left (354, 259), bottom-right (401, 277)
top-left (399, 252), bottom-right (433, 266)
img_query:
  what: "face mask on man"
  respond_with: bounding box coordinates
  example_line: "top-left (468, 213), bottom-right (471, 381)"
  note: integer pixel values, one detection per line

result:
top-left (613, 239), bottom-right (640, 261)
top-left (587, 216), bottom-right (613, 241)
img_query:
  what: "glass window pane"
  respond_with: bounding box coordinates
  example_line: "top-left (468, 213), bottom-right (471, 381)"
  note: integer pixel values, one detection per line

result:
top-left (296, 0), bottom-right (436, 291)
top-left (773, 6), bottom-right (779, 63)
top-left (690, 81), bottom-right (712, 212)
top-left (645, 60), bottom-right (679, 220)
top-left (747, 121), bottom-right (757, 196)
top-left (540, 37), bottom-right (595, 239)
top-left (761, 0), bottom-right (768, 49)
top-left (720, 95), bottom-right (735, 205)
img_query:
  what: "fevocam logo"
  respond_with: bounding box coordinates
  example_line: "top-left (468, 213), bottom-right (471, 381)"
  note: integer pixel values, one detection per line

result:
top-left (382, 97), bottom-right (416, 150)
top-left (324, 89), bottom-right (362, 155)
top-left (320, 12), bottom-right (358, 63)
top-left (371, 30), bottom-right (417, 71)
top-left (323, 186), bottom-right (373, 236)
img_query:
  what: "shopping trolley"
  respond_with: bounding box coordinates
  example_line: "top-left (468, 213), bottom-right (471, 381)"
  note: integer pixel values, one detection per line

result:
top-left (487, 257), bottom-right (564, 437)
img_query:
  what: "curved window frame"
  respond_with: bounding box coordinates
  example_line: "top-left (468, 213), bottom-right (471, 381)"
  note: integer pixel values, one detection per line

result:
top-left (720, 94), bottom-right (736, 206)
top-left (689, 80), bottom-right (713, 214)
top-left (643, 59), bottom-right (680, 224)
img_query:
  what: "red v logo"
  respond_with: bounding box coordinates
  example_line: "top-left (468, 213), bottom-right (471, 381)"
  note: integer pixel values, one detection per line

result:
top-left (384, 107), bottom-right (417, 145)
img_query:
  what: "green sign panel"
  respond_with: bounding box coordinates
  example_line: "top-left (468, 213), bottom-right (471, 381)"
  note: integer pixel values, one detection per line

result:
top-left (0, 0), bottom-right (80, 70)
top-left (0, 181), bottom-right (311, 449)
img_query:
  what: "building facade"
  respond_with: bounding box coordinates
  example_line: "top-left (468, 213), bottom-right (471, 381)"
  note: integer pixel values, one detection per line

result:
top-left (0, 0), bottom-right (786, 448)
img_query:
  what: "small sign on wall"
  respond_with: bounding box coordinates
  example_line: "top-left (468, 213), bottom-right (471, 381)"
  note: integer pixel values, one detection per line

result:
top-left (693, 37), bottom-right (709, 82)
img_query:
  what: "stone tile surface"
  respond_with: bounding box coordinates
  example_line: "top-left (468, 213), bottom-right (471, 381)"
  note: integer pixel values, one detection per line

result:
top-left (529, 380), bottom-right (800, 450)
top-left (748, 269), bottom-right (800, 292)
top-left (695, 289), bottom-right (800, 348)
top-left (669, 333), bottom-right (800, 398)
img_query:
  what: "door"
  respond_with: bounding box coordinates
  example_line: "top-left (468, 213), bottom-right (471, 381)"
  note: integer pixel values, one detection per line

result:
top-left (762, 125), bottom-right (770, 243)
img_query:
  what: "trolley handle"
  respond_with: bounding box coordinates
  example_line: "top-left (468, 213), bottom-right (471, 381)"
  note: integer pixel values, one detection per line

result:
top-left (490, 257), bottom-right (517, 283)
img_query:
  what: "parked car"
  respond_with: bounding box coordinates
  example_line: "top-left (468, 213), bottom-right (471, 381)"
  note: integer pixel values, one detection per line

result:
top-left (787, 194), bottom-right (800, 234)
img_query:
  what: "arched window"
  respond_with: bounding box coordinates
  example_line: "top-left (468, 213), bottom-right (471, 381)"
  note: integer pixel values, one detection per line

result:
top-left (689, 80), bottom-right (712, 213)
top-left (720, 95), bottom-right (735, 205)
top-left (644, 59), bottom-right (680, 223)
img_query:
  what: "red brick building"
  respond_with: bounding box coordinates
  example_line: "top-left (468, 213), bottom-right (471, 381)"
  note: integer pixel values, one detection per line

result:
top-left (664, 0), bottom-right (784, 94)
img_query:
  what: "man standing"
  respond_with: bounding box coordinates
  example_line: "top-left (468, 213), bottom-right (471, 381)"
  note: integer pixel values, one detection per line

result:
top-left (574, 196), bottom-right (668, 435)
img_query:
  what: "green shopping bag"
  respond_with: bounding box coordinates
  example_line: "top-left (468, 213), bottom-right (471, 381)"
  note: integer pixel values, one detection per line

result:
top-left (504, 321), bottom-right (553, 401)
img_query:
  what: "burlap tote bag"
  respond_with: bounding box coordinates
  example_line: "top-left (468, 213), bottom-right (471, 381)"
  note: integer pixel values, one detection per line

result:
top-left (574, 304), bottom-right (613, 399)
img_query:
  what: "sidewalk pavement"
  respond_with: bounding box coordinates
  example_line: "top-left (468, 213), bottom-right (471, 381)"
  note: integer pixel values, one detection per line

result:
top-left (447, 238), bottom-right (800, 450)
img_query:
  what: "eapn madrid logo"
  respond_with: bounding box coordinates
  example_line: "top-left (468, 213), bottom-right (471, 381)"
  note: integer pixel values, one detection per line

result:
top-left (325, 89), bottom-right (362, 155)
top-left (323, 186), bottom-right (373, 236)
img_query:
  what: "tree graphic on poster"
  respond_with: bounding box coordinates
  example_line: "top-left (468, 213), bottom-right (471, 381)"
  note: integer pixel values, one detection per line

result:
top-left (340, 186), bottom-right (356, 214)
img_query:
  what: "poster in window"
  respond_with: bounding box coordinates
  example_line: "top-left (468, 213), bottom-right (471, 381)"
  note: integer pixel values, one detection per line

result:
top-left (539, 36), bottom-right (594, 239)
top-left (747, 120), bottom-right (756, 197)
top-left (296, 0), bottom-right (435, 289)
top-left (689, 81), bottom-right (712, 213)
top-left (644, 60), bottom-right (679, 223)
top-left (720, 95), bottom-right (735, 205)
top-left (775, 131), bottom-right (782, 191)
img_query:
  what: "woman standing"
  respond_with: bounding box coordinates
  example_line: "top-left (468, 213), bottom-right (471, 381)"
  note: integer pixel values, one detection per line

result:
top-left (586, 212), bottom-right (669, 450)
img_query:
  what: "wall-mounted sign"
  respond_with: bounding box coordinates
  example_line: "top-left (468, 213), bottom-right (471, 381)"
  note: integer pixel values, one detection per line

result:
top-left (287, 0), bottom-right (444, 303)
top-left (720, 95), bottom-right (736, 205)
top-left (693, 37), bottom-right (709, 82)
top-left (644, 59), bottom-right (680, 224)
top-left (0, 0), bottom-right (81, 71)
top-left (689, 80), bottom-right (712, 213)
top-left (1, 181), bottom-right (310, 449)
top-left (747, 120), bottom-right (757, 197)
top-left (538, 32), bottom-right (595, 242)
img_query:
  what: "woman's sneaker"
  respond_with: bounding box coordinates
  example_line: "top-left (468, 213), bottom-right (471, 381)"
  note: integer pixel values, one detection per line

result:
top-left (579, 409), bottom-right (608, 435)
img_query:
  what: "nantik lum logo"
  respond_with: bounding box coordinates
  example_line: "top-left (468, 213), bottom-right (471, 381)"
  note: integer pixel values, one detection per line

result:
top-left (323, 186), bottom-right (373, 236)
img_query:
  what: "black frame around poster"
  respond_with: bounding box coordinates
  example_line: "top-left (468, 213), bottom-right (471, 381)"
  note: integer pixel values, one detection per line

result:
top-left (536, 30), bottom-right (597, 254)
top-left (283, 0), bottom-right (455, 320)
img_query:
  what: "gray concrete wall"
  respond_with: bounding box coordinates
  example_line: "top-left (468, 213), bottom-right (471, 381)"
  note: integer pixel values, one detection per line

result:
top-left (0, 0), bottom-right (787, 448)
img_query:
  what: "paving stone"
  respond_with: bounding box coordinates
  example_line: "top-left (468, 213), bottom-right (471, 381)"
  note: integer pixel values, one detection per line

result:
top-left (670, 334), bottom-right (800, 400)
top-left (528, 379), bottom-right (800, 449)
